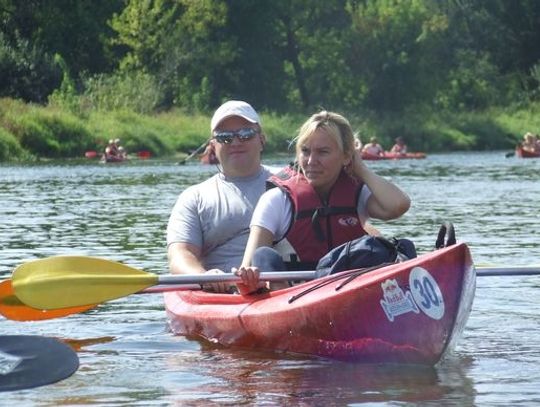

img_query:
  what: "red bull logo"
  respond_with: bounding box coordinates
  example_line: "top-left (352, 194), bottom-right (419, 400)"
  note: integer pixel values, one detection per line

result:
top-left (380, 278), bottom-right (420, 322)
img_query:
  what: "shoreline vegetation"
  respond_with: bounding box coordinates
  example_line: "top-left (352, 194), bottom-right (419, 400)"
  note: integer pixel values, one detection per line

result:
top-left (1, 97), bottom-right (539, 163)
top-left (3, 3), bottom-right (540, 162)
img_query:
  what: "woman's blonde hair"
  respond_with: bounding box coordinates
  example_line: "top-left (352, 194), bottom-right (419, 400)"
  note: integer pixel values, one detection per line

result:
top-left (295, 111), bottom-right (355, 158)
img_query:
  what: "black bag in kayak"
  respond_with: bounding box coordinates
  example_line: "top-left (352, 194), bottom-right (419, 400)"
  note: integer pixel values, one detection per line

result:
top-left (315, 235), bottom-right (417, 278)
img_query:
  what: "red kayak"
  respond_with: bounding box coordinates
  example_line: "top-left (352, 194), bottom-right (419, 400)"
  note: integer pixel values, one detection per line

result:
top-left (164, 243), bottom-right (475, 365)
top-left (362, 152), bottom-right (427, 161)
top-left (515, 146), bottom-right (540, 158)
top-left (101, 154), bottom-right (127, 163)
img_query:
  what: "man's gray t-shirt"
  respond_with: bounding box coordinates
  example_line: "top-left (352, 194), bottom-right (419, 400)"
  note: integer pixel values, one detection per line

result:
top-left (166, 166), bottom-right (273, 273)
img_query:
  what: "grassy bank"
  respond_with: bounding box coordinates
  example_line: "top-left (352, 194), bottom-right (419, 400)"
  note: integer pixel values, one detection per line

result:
top-left (0, 97), bottom-right (537, 162)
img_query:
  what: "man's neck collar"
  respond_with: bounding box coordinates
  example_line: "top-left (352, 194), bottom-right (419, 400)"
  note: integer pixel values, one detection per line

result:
top-left (220, 165), bottom-right (264, 181)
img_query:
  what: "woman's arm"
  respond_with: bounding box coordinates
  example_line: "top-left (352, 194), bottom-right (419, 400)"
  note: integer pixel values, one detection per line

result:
top-left (352, 152), bottom-right (411, 220)
top-left (241, 226), bottom-right (275, 267)
top-left (234, 226), bottom-right (274, 295)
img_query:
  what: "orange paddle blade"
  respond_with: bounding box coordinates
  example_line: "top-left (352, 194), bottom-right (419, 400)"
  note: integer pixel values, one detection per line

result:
top-left (0, 280), bottom-right (96, 321)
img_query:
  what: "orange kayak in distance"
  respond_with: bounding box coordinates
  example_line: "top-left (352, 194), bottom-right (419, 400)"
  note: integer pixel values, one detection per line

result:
top-left (362, 152), bottom-right (427, 160)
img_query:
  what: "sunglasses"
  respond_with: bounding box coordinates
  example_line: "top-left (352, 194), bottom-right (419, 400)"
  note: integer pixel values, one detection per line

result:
top-left (213, 127), bottom-right (259, 144)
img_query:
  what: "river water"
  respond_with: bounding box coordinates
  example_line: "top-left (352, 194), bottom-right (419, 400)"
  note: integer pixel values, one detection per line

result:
top-left (1, 151), bottom-right (539, 406)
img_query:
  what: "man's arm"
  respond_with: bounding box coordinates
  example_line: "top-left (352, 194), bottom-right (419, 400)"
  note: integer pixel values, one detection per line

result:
top-left (167, 242), bottom-right (205, 275)
top-left (168, 242), bottom-right (230, 293)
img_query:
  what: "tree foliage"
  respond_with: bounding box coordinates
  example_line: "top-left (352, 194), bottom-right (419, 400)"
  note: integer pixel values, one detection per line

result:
top-left (1, 0), bottom-right (540, 116)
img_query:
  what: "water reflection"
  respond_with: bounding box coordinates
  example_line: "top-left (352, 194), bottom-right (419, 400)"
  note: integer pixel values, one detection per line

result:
top-left (159, 346), bottom-right (476, 405)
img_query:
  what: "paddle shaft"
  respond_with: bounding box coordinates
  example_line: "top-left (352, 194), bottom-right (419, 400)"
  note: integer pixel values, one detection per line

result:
top-left (179, 140), bottom-right (209, 164)
top-left (157, 268), bottom-right (540, 282)
top-left (476, 266), bottom-right (540, 277)
top-left (10, 251), bottom-right (540, 313)
top-left (156, 271), bottom-right (318, 285)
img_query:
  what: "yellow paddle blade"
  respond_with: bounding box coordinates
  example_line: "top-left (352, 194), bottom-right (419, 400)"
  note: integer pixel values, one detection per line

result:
top-left (12, 256), bottom-right (159, 310)
top-left (0, 279), bottom-right (97, 321)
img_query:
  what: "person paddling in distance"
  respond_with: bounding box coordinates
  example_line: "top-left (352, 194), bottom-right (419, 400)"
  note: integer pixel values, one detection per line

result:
top-left (103, 139), bottom-right (118, 158)
top-left (236, 111), bottom-right (411, 294)
top-left (362, 136), bottom-right (385, 156)
top-left (390, 136), bottom-right (408, 154)
top-left (167, 100), bottom-right (273, 293)
top-left (521, 132), bottom-right (537, 153)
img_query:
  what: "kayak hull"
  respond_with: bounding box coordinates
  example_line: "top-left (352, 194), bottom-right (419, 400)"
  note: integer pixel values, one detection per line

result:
top-left (362, 152), bottom-right (427, 160)
top-left (516, 146), bottom-right (540, 158)
top-left (101, 154), bottom-right (127, 163)
top-left (164, 243), bottom-right (475, 365)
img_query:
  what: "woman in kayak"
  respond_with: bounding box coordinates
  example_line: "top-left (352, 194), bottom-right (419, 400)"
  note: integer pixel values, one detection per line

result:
top-left (390, 136), bottom-right (408, 154)
top-left (234, 111), bottom-right (410, 295)
top-left (521, 132), bottom-right (538, 153)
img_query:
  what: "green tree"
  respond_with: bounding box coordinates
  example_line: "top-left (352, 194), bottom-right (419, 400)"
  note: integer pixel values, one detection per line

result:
top-left (110, 0), bottom-right (234, 110)
top-left (0, 0), bottom-right (123, 102)
top-left (347, 0), bottom-right (452, 113)
top-left (0, 31), bottom-right (61, 103)
top-left (273, 0), bottom-right (354, 111)
top-left (443, 0), bottom-right (540, 103)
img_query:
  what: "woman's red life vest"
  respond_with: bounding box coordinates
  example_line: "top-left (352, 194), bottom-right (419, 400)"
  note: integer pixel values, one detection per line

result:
top-left (268, 165), bottom-right (367, 268)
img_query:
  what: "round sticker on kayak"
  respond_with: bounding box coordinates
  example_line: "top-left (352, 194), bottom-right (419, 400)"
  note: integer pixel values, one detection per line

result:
top-left (409, 267), bottom-right (445, 320)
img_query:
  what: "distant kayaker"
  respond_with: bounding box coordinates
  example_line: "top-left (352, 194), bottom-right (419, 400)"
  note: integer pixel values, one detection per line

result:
top-left (199, 142), bottom-right (218, 164)
top-left (167, 100), bottom-right (273, 294)
top-left (102, 138), bottom-right (126, 162)
top-left (236, 110), bottom-right (410, 294)
top-left (104, 139), bottom-right (117, 156)
top-left (522, 132), bottom-right (538, 153)
top-left (390, 136), bottom-right (408, 154)
top-left (361, 136), bottom-right (384, 156)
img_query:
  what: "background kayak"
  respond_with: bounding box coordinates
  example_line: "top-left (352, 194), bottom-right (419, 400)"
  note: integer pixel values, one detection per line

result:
top-left (361, 151), bottom-right (427, 160)
top-left (515, 145), bottom-right (540, 158)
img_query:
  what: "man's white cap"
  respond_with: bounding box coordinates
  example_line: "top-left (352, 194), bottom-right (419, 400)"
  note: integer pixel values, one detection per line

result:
top-left (211, 100), bottom-right (260, 132)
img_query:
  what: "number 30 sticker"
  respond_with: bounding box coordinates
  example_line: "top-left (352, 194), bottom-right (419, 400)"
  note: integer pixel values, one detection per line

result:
top-left (409, 267), bottom-right (445, 320)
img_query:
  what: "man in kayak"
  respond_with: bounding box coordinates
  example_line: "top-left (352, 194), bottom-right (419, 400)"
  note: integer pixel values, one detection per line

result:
top-left (361, 136), bottom-right (385, 156)
top-left (236, 111), bottom-right (410, 294)
top-left (167, 100), bottom-right (273, 293)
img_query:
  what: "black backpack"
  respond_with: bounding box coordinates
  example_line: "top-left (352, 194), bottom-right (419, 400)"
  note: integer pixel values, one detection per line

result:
top-left (315, 235), bottom-right (417, 278)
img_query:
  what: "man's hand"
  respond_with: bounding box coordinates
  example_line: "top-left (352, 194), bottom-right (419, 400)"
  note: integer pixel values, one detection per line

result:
top-left (201, 269), bottom-right (233, 293)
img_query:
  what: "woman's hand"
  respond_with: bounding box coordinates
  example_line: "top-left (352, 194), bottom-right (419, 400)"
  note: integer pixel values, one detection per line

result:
top-left (233, 266), bottom-right (267, 295)
top-left (202, 269), bottom-right (232, 293)
top-left (346, 148), bottom-right (365, 180)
